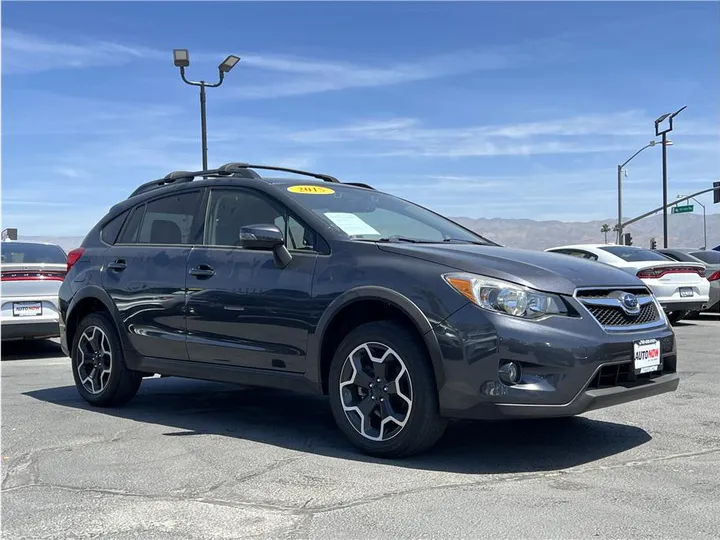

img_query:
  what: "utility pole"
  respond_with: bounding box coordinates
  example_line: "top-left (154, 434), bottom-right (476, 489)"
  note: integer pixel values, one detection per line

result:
top-left (616, 141), bottom-right (662, 244)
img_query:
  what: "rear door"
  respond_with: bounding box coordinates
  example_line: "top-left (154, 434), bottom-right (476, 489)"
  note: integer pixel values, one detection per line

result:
top-left (102, 189), bottom-right (206, 360)
top-left (185, 186), bottom-right (321, 372)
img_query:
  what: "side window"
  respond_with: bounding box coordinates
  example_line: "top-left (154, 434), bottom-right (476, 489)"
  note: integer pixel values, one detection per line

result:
top-left (284, 215), bottom-right (317, 252)
top-left (578, 250), bottom-right (598, 260)
top-left (205, 189), bottom-right (317, 251)
top-left (101, 210), bottom-right (129, 245)
top-left (137, 191), bottom-right (204, 245)
top-left (117, 204), bottom-right (145, 244)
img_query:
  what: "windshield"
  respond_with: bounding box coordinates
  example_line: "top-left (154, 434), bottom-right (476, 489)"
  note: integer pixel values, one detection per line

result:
top-left (600, 246), bottom-right (673, 262)
top-left (691, 250), bottom-right (720, 264)
top-left (283, 183), bottom-right (496, 245)
top-left (1, 242), bottom-right (67, 264)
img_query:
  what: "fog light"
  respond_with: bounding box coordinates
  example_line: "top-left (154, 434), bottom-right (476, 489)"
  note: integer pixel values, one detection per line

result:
top-left (498, 361), bottom-right (521, 385)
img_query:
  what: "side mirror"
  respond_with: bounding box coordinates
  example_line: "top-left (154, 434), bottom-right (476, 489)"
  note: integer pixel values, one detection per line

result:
top-left (238, 223), bottom-right (292, 268)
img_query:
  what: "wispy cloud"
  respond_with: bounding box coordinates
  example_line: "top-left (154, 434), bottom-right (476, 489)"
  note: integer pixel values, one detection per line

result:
top-left (227, 48), bottom-right (526, 100)
top-left (1, 29), bottom-right (163, 74)
top-left (1, 28), bottom-right (566, 98)
top-left (266, 111), bottom-right (719, 158)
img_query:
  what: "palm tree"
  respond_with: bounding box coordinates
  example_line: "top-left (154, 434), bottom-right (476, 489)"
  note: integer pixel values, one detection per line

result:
top-left (601, 224), bottom-right (611, 243)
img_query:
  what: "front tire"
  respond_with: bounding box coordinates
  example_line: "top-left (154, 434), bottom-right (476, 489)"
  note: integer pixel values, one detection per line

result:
top-left (328, 321), bottom-right (447, 458)
top-left (71, 312), bottom-right (142, 407)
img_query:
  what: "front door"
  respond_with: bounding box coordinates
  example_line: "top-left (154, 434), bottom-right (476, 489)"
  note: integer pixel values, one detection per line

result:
top-left (102, 189), bottom-right (206, 361)
top-left (185, 187), bottom-right (320, 373)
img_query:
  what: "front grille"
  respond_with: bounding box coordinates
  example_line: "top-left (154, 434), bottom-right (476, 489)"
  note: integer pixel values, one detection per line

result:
top-left (575, 287), bottom-right (663, 331)
top-left (576, 287), bottom-right (649, 299)
top-left (586, 302), bottom-right (660, 327)
top-left (588, 355), bottom-right (676, 389)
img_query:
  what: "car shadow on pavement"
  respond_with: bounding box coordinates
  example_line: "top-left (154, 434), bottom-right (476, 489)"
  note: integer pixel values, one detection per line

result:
top-left (25, 376), bottom-right (653, 474)
top-left (1, 339), bottom-right (63, 361)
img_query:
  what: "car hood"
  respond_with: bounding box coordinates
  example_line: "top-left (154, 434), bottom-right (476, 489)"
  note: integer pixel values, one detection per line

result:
top-left (377, 243), bottom-right (646, 295)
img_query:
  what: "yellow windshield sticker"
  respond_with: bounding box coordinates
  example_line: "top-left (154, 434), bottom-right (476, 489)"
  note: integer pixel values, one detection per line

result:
top-left (287, 185), bottom-right (335, 195)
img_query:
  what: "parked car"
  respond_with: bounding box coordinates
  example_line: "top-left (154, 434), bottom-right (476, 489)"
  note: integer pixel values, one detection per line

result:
top-left (657, 248), bottom-right (720, 313)
top-left (544, 244), bottom-right (710, 324)
top-left (1, 240), bottom-right (67, 341)
top-left (59, 163), bottom-right (679, 458)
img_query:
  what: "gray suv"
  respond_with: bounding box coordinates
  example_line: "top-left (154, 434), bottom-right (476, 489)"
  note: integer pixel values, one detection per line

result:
top-left (58, 163), bottom-right (679, 458)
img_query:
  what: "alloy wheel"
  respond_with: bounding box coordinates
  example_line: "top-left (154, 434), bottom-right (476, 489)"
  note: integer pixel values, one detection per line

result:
top-left (339, 341), bottom-right (413, 441)
top-left (76, 325), bottom-right (113, 395)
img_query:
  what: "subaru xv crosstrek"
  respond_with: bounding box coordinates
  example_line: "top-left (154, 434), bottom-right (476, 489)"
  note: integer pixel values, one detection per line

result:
top-left (59, 163), bottom-right (680, 458)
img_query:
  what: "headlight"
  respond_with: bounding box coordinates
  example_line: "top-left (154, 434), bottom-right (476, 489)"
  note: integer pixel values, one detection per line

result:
top-left (442, 272), bottom-right (567, 319)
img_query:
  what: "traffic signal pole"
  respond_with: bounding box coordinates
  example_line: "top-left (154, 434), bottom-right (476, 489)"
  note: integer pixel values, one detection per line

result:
top-left (620, 184), bottom-right (719, 230)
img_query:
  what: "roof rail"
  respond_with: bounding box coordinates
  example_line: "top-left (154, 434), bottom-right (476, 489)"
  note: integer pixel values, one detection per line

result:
top-left (128, 162), bottom-right (343, 198)
top-left (217, 162), bottom-right (340, 183)
top-left (128, 173), bottom-right (198, 198)
top-left (344, 182), bottom-right (375, 190)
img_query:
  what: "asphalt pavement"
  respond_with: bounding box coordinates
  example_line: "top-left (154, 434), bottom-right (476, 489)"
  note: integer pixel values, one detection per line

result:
top-left (2, 316), bottom-right (719, 539)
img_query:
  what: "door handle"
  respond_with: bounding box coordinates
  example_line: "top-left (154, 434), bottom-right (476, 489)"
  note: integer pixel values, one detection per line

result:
top-left (189, 264), bottom-right (215, 278)
top-left (108, 259), bottom-right (127, 271)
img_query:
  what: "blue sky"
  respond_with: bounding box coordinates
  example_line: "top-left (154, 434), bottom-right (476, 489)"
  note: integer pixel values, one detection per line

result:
top-left (2, 1), bottom-right (719, 236)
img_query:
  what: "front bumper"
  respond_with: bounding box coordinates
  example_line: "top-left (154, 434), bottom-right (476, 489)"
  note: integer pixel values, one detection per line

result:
top-left (432, 301), bottom-right (678, 420)
top-left (454, 372), bottom-right (679, 419)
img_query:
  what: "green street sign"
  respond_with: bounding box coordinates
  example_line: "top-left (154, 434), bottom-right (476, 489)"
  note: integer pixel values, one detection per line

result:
top-left (672, 205), bottom-right (694, 214)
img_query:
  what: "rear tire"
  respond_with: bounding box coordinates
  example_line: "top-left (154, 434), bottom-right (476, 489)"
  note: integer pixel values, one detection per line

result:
top-left (71, 312), bottom-right (142, 407)
top-left (328, 321), bottom-right (447, 458)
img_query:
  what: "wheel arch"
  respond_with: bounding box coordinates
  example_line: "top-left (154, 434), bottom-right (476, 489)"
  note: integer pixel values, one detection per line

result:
top-left (66, 286), bottom-right (135, 362)
top-left (309, 286), bottom-right (446, 395)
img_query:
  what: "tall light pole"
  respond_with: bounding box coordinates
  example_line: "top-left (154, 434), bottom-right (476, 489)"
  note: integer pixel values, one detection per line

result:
top-left (677, 194), bottom-right (707, 250)
top-left (616, 139), bottom-right (671, 244)
top-left (173, 49), bottom-right (240, 171)
top-left (654, 105), bottom-right (687, 248)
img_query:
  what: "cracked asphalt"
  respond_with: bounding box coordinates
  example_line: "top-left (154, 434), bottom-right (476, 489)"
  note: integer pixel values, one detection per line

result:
top-left (2, 315), bottom-right (719, 539)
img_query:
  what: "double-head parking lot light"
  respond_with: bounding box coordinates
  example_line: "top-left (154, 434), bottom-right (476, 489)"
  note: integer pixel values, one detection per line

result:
top-left (654, 105), bottom-right (686, 248)
top-left (172, 49), bottom-right (241, 171)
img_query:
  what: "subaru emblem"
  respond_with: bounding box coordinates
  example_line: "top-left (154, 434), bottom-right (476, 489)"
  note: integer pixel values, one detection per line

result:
top-left (619, 292), bottom-right (640, 314)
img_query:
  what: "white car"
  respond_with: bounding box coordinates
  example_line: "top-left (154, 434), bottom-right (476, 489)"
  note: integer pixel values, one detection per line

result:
top-left (1, 240), bottom-right (67, 341)
top-left (545, 244), bottom-right (710, 324)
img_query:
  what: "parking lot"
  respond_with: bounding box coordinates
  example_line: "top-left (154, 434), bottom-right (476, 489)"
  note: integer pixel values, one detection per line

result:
top-left (1, 316), bottom-right (718, 540)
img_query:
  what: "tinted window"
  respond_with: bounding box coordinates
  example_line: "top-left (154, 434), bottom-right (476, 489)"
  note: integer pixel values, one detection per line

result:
top-left (283, 183), bottom-right (495, 245)
top-left (1, 242), bottom-right (66, 264)
top-left (101, 210), bottom-right (129, 245)
top-left (117, 205), bottom-right (145, 244)
top-left (658, 250), bottom-right (703, 263)
top-left (138, 191), bottom-right (204, 245)
top-left (205, 189), bottom-right (318, 251)
top-left (206, 190), bottom-right (282, 246)
top-left (548, 249), bottom-right (598, 260)
top-left (658, 251), bottom-right (683, 262)
top-left (280, 215), bottom-right (317, 252)
top-left (600, 246), bottom-right (671, 262)
top-left (691, 251), bottom-right (720, 264)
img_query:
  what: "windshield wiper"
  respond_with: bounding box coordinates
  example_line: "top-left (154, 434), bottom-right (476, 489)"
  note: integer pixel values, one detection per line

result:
top-left (377, 235), bottom-right (431, 244)
top-left (442, 238), bottom-right (490, 246)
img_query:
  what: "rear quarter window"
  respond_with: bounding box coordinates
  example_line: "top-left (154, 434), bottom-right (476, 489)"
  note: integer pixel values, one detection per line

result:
top-left (101, 210), bottom-right (130, 245)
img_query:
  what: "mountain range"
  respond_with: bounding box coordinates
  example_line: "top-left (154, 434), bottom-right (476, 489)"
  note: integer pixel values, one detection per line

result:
top-left (13, 213), bottom-right (720, 253)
